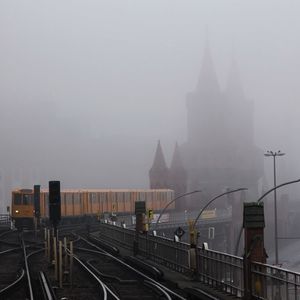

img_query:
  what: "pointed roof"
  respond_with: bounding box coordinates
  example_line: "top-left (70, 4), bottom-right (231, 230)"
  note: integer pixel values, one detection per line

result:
top-left (150, 140), bottom-right (168, 171)
top-left (170, 142), bottom-right (185, 171)
top-left (226, 55), bottom-right (245, 100)
top-left (196, 38), bottom-right (220, 94)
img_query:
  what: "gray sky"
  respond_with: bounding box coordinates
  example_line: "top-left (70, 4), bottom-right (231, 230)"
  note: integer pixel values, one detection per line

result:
top-left (0, 1), bottom-right (300, 194)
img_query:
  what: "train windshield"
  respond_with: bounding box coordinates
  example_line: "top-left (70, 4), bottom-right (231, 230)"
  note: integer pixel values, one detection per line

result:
top-left (14, 194), bottom-right (22, 205)
top-left (23, 194), bottom-right (33, 205)
top-left (13, 193), bottom-right (33, 205)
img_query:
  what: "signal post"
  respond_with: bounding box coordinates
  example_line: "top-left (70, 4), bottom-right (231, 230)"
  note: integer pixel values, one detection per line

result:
top-left (134, 201), bottom-right (146, 256)
top-left (48, 181), bottom-right (61, 282)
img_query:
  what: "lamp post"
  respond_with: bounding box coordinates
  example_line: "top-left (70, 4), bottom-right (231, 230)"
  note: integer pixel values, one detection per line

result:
top-left (191, 188), bottom-right (248, 245)
top-left (264, 150), bottom-right (285, 265)
top-left (234, 179), bottom-right (300, 256)
top-left (154, 190), bottom-right (201, 231)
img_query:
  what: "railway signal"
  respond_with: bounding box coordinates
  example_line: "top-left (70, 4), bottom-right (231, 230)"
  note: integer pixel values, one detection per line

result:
top-left (148, 209), bottom-right (153, 221)
top-left (49, 181), bottom-right (61, 227)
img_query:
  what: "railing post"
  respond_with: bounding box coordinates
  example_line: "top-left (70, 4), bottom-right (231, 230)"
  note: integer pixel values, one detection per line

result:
top-left (243, 202), bottom-right (267, 300)
top-left (189, 220), bottom-right (197, 276)
top-left (134, 201), bottom-right (146, 256)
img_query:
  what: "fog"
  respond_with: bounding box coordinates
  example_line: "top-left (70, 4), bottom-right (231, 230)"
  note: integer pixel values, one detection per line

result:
top-left (0, 1), bottom-right (300, 210)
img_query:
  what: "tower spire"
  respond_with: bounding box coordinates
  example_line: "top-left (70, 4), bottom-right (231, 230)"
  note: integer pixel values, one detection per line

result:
top-left (168, 142), bottom-right (187, 210)
top-left (196, 37), bottom-right (220, 94)
top-left (170, 142), bottom-right (185, 171)
top-left (150, 140), bottom-right (167, 171)
top-left (149, 140), bottom-right (169, 189)
top-left (226, 54), bottom-right (245, 100)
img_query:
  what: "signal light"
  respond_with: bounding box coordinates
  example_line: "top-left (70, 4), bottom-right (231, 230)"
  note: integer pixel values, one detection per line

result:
top-left (49, 181), bottom-right (61, 225)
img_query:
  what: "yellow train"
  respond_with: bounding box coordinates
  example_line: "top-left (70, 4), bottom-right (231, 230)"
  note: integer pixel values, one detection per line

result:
top-left (11, 188), bottom-right (174, 228)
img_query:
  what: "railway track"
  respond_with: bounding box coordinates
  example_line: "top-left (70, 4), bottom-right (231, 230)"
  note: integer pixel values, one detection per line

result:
top-left (0, 225), bottom-right (222, 299)
top-left (0, 231), bottom-right (28, 299)
top-left (0, 229), bottom-right (57, 300)
top-left (70, 233), bottom-right (187, 300)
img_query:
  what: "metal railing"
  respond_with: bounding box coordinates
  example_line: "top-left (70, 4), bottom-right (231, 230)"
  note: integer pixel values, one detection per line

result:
top-left (0, 214), bottom-right (10, 225)
top-left (97, 222), bottom-right (300, 300)
top-left (252, 262), bottom-right (300, 300)
top-left (97, 222), bottom-right (135, 250)
top-left (137, 234), bottom-right (190, 273)
top-left (96, 223), bottom-right (190, 273)
top-left (196, 248), bottom-right (244, 297)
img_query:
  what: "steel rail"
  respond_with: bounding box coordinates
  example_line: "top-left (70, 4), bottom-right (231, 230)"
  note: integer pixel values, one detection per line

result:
top-left (74, 246), bottom-right (172, 300)
top-left (39, 271), bottom-right (55, 300)
top-left (66, 250), bottom-right (110, 300)
top-left (0, 230), bottom-right (14, 238)
top-left (0, 269), bottom-right (25, 296)
top-left (21, 237), bottom-right (34, 300)
top-left (0, 247), bottom-right (21, 255)
top-left (77, 234), bottom-right (187, 300)
top-left (144, 280), bottom-right (172, 300)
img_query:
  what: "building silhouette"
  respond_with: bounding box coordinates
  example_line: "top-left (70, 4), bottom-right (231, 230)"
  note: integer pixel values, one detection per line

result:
top-left (149, 41), bottom-right (264, 211)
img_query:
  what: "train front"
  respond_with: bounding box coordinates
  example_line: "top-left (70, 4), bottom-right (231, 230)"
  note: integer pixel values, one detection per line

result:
top-left (11, 189), bottom-right (34, 229)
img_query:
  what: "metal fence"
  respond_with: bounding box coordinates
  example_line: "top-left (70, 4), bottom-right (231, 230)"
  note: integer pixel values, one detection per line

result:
top-left (97, 223), bottom-right (300, 300)
top-left (137, 234), bottom-right (190, 273)
top-left (97, 223), bottom-right (191, 273)
top-left (252, 262), bottom-right (300, 300)
top-left (0, 214), bottom-right (10, 225)
top-left (196, 248), bottom-right (244, 297)
top-left (97, 222), bottom-right (135, 250)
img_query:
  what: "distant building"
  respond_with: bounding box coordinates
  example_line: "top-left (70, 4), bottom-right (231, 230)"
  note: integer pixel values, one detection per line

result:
top-left (149, 41), bottom-right (264, 211)
top-left (149, 141), bottom-right (187, 210)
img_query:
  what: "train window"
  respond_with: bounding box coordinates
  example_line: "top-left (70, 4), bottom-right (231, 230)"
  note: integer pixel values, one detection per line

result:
top-left (23, 194), bottom-right (33, 205)
top-left (14, 194), bottom-right (22, 205)
top-left (74, 194), bottom-right (80, 204)
top-left (90, 193), bottom-right (96, 203)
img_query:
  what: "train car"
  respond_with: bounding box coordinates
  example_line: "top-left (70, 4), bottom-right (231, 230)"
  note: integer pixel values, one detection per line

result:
top-left (11, 189), bottom-right (35, 228)
top-left (11, 188), bottom-right (174, 228)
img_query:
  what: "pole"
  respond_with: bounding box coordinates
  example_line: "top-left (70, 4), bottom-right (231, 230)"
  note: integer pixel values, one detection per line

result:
top-left (273, 155), bottom-right (279, 265)
top-left (47, 229), bottom-right (51, 262)
top-left (54, 237), bottom-right (58, 281)
top-left (192, 188), bottom-right (248, 231)
top-left (64, 237), bottom-right (68, 269)
top-left (234, 178), bottom-right (300, 256)
top-left (59, 241), bottom-right (63, 288)
top-left (70, 241), bottom-right (73, 286)
top-left (154, 190), bottom-right (201, 230)
top-left (264, 150), bottom-right (286, 265)
top-left (44, 229), bottom-right (48, 258)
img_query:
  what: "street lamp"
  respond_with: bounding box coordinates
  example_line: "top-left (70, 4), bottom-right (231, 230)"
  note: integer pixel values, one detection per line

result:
top-left (264, 150), bottom-right (285, 265)
top-left (154, 190), bottom-right (201, 231)
top-left (234, 179), bottom-right (300, 256)
top-left (191, 188), bottom-right (247, 247)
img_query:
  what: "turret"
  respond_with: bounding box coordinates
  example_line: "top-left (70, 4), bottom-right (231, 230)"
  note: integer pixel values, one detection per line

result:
top-left (168, 142), bottom-right (187, 210)
top-left (149, 141), bottom-right (169, 189)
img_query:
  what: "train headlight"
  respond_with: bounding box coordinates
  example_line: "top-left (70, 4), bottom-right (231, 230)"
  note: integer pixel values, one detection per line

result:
top-left (15, 210), bottom-right (19, 214)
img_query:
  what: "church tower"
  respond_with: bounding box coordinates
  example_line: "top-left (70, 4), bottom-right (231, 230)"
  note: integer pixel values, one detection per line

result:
top-left (168, 142), bottom-right (187, 210)
top-left (183, 42), bottom-right (263, 206)
top-left (149, 141), bottom-right (169, 189)
top-left (148, 40), bottom-right (264, 213)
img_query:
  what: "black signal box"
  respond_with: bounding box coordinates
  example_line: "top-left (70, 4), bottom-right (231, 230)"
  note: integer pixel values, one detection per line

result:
top-left (49, 181), bottom-right (61, 225)
top-left (34, 185), bottom-right (40, 218)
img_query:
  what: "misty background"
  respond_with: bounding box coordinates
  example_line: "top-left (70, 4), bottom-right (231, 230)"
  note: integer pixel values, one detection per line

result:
top-left (0, 1), bottom-right (300, 209)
